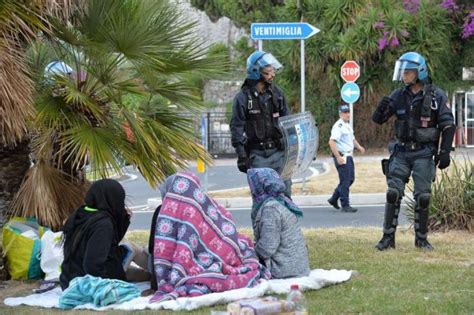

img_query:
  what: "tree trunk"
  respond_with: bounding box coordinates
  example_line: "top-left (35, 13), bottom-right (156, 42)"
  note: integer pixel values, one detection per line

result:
top-left (0, 140), bottom-right (30, 226)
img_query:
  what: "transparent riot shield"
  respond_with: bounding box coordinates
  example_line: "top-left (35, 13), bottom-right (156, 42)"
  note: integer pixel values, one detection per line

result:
top-left (278, 112), bottom-right (319, 180)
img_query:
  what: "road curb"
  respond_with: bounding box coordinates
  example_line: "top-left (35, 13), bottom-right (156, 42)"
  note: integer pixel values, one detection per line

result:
top-left (145, 193), bottom-right (402, 211)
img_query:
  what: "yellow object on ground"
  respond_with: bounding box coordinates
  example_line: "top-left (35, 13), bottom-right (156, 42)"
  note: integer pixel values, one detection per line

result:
top-left (2, 217), bottom-right (47, 279)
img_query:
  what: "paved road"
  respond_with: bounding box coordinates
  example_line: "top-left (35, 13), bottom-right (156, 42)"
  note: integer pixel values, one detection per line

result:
top-left (129, 204), bottom-right (410, 230)
top-left (122, 163), bottom-right (323, 207)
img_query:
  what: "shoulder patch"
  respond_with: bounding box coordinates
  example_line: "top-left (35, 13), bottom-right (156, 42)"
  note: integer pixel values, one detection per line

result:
top-left (338, 123), bottom-right (343, 128)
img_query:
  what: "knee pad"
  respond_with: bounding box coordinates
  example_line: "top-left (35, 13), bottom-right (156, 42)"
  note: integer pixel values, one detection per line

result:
top-left (386, 188), bottom-right (399, 204)
top-left (418, 193), bottom-right (431, 209)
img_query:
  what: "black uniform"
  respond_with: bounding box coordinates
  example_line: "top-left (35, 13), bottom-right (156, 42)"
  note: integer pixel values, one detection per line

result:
top-left (373, 83), bottom-right (455, 250)
top-left (230, 82), bottom-right (291, 196)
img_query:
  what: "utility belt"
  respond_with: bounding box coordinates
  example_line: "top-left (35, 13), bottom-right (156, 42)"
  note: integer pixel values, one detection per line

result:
top-left (332, 151), bottom-right (353, 158)
top-left (247, 139), bottom-right (282, 150)
top-left (397, 141), bottom-right (426, 152)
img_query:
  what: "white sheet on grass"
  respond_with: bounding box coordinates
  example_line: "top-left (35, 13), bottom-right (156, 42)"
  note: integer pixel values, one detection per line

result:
top-left (4, 269), bottom-right (352, 311)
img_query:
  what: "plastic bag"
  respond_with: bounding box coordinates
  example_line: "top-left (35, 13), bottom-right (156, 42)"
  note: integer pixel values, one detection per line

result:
top-left (2, 217), bottom-right (48, 279)
top-left (40, 230), bottom-right (64, 281)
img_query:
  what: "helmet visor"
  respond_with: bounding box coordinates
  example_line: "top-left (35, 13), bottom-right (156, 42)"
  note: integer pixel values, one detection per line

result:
top-left (392, 60), bottom-right (419, 81)
top-left (45, 61), bottom-right (73, 77)
top-left (256, 53), bottom-right (283, 73)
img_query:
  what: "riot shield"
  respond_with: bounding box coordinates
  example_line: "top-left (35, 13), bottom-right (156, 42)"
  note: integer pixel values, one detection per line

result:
top-left (278, 112), bottom-right (319, 180)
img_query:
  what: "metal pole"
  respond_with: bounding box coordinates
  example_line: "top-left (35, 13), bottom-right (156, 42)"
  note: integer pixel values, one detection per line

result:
top-left (300, 39), bottom-right (305, 113)
top-left (350, 102), bottom-right (354, 131)
top-left (204, 113), bottom-right (210, 192)
top-left (258, 40), bottom-right (263, 51)
top-left (300, 39), bottom-right (307, 192)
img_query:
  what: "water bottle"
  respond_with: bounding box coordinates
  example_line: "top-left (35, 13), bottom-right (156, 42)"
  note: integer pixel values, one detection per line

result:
top-left (286, 284), bottom-right (309, 315)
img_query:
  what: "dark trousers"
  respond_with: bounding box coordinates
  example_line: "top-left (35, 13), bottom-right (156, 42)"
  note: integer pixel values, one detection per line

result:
top-left (387, 149), bottom-right (435, 201)
top-left (249, 147), bottom-right (292, 197)
top-left (330, 156), bottom-right (355, 207)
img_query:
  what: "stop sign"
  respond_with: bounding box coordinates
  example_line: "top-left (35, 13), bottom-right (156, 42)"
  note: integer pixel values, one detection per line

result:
top-left (340, 60), bottom-right (360, 82)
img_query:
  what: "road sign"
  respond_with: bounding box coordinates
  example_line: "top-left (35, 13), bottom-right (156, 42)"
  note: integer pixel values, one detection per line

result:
top-left (341, 82), bottom-right (360, 104)
top-left (251, 22), bottom-right (320, 40)
top-left (340, 60), bottom-right (360, 82)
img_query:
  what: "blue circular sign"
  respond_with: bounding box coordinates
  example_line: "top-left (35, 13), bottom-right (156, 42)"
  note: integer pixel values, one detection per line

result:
top-left (341, 82), bottom-right (360, 104)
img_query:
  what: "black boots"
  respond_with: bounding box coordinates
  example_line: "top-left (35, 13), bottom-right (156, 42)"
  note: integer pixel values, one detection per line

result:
top-left (415, 238), bottom-right (434, 250)
top-left (375, 233), bottom-right (395, 250)
top-left (327, 198), bottom-right (357, 212)
top-left (414, 194), bottom-right (433, 250)
top-left (376, 234), bottom-right (434, 250)
top-left (327, 198), bottom-right (340, 209)
top-left (376, 191), bottom-right (400, 251)
top-left (341, 205), bottom-right (358, 212)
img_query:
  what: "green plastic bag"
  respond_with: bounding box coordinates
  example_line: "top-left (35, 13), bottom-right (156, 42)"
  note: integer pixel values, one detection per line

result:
top-left (2, 217), bottom-right (48, 279)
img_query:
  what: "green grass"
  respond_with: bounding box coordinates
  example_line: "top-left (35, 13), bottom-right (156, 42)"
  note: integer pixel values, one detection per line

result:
top-left (1, 228), bottom-right (473, 314)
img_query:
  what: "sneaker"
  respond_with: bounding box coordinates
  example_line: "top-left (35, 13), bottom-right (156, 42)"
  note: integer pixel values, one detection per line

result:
top-left (415, 238), bottom-right (434, 251)
top-left (120, 243), bottom-right (135, 268)
top-left (327, 198), bottom-right (340, 209)
top-left (33, 280), bottom-right (58, 293)
top-left (341, 205), bottom-right (358, 213)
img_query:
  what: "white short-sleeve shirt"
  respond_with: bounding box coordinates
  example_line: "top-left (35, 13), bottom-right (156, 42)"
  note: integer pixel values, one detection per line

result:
top-left (330, 118), bottom-right (354, 153)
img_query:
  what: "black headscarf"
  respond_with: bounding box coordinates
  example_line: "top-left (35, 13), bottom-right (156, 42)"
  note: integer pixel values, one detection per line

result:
top-left (84, 179), bottom-right (129, 242)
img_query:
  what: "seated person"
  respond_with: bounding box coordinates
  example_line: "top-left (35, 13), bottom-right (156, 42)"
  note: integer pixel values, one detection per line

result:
top-left (146, 175), bottom-right (174, 291)
top-left (150, 172), bottom-right (270, 303)
top-left (60, 179), bottom-right (149, 290)
top-left (247, 168), bottom-right (310, 279)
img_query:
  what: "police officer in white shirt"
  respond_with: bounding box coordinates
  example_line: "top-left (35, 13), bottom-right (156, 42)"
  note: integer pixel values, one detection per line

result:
top-left (327, 104), bottom-right (366, 212)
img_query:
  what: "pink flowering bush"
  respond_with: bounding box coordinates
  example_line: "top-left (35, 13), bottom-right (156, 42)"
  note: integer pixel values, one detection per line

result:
top-left (462, 11), bottom-right (474, 39)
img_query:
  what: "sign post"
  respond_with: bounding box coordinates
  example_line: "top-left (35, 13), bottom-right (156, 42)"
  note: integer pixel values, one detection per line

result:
top-left (340, 61), bottom-right (361, 130)
top-left (250, 22), bottom-right (320, 113)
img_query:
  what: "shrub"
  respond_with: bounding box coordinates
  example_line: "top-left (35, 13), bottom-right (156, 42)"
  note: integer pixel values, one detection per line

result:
top-left (406, 156), bottom-right (474, 232)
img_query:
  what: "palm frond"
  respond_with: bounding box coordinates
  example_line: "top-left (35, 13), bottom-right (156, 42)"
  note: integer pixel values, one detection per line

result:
top-left (11, 160), bottom-right (88, 230)
top-left (0, 0), bottom-right (83, 146)
top-left (0, 42), bottom-right (34, 145)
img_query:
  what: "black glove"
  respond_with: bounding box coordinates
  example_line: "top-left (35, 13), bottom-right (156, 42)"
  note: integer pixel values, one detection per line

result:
top-left (372, 96), bottom-right (393, 124)
top-left (435, 150), bottom-right (450, 169)
top-left (435, 126), bottom-right (455, 170)
top-left (237, 155), bottom-right (250, 173)
top-left (378, 96), bottom-right (393, 112)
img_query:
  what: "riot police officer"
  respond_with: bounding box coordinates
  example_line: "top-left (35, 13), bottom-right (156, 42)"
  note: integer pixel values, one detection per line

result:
top-left (372, 52), bottom-right (455, 251)
top-left (230, 50), bottom-right (291, 196)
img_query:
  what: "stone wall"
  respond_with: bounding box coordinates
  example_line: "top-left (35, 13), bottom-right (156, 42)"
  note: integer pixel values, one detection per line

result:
top-left (172, 0), bottom-right (245, 48)
top-left (203, 80), bottom-right (242, 105)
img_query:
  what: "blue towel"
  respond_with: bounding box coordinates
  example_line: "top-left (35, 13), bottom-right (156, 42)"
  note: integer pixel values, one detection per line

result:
top-left (59, 275), bottom-right (140, 309)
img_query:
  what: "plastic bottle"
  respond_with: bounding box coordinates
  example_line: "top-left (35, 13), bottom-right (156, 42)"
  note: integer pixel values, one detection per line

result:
top-left (286, 284), bottom-right (309, 315)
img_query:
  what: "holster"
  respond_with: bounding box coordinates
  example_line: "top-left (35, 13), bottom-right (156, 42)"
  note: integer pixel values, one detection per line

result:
top-left (381, 158), bottom-right (390, 177)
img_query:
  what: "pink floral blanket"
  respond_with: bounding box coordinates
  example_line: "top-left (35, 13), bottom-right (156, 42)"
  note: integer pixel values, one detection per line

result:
top-left (151, 172), bottom-right (269, 303)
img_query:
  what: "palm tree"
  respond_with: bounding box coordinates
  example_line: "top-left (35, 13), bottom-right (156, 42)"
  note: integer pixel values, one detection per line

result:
top-left (0, 0), bottom-right (80, 226)
top-left (10, 0), bottom-right (224, 229)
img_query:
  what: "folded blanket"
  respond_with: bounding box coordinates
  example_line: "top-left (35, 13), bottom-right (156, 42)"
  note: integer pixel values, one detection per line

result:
top-left (59, 275), bottom-right (140, 309)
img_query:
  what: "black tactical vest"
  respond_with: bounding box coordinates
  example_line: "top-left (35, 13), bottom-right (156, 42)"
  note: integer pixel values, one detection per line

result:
top-left (244, 87), bottom-right (284, 144)
top-left (392, 84), bottom-right (440, 145)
